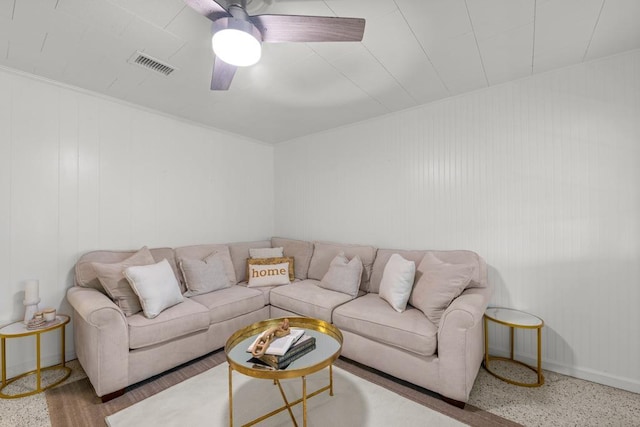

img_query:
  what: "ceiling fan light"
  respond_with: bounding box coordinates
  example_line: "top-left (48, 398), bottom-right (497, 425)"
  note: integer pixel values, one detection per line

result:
top-left (212, 29), bottom-right (262, 67)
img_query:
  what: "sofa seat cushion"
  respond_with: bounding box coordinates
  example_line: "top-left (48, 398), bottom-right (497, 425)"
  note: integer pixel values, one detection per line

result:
top-left (269, 280), bottom-right (354, 323)
top-left (127, 298), bottom-right (210, 349)
top-left (332, 293), bottom-right (438, 357)
top-left (189, 285), bottom-right (265, 324)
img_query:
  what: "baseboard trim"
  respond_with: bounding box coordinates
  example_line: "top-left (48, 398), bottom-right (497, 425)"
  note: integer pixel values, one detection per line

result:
top-left (488, 346), bottom-right (640, 394)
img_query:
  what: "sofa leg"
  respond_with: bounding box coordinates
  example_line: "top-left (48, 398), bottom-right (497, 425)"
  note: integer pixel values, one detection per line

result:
top-left (441, 396), bottom-right (466, 409)
top-left (100, 388), bottom-right (125, 403)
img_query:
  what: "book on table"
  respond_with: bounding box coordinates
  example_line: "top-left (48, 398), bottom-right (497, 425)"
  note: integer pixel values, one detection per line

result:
top-left (255, 335), bottom-right (316, 369)
top-left (247, 327), bottom-right (306, 356)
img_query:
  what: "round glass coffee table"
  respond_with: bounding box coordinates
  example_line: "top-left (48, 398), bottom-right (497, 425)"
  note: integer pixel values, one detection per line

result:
top-left (484, 307), bottom-right (544, 387)
top-left (225, 317), bottom-right (343, 427)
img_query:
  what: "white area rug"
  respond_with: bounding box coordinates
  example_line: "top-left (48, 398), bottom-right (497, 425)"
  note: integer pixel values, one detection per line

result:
top-left (106, 363), bottom-right (464, 427)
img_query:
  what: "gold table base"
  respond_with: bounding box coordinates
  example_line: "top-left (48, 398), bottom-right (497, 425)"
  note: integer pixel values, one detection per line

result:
top-left (229, 364), bottom-right (334, 427)
top-left (0, 365), bottom-right (72, 398)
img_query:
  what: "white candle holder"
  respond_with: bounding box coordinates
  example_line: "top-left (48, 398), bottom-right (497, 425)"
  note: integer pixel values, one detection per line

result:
top-left (24, 298), bottom-right (41, 324)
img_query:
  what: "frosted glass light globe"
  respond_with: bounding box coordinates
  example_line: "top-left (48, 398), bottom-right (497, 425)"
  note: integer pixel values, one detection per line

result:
top-left (212, 29), bottom-right (262, 67)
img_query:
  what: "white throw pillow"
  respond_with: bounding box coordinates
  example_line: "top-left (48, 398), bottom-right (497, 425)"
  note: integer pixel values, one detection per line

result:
top-left (179, 252), bottom-right (230, 297)
top-left (249, 247), bottom-right (284, 259)
top-left (378, 254), bottom-right (416, 313)
top-left (318, 252), bottom-right (363, 298)
top-left (124, 259), bottom-right (184, 319)
top-left (247, 262), bottom-right (291, 287)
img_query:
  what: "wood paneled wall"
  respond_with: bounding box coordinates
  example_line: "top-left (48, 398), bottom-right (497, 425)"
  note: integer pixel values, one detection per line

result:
top-left (0, 68), bottom-right (274, 376)
top-left (274, 50), bottom-right (640, 392)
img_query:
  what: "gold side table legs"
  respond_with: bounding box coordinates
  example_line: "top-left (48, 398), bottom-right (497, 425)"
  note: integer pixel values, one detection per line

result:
top-left (0, 318), bottom-right (72, 399)
top-left (484, 313), bottom-right (545, 387)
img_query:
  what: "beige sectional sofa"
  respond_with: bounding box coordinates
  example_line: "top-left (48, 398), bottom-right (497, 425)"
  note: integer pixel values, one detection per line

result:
top-left (66, 237), bottom-right (491, 406)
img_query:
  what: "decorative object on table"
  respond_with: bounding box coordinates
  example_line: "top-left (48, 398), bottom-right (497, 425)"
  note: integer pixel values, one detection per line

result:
top-left (26, 316), bottom-right (46, 330)
top-left (26, 311), bottom-right (62, 330)
top-left (43, 308), bottom-right (56, 322)
top-left (248, 327), bottom-right (305, 357)
top-left (250, 318), bottom-right (290, 357)
top-left (23, 279), bottom-right (41, 324)
top-left (255, 335), bottom-right (317, 370)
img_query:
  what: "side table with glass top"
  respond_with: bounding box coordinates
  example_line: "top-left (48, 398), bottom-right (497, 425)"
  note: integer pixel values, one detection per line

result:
top-left (0, 315), bottom-right (72, 398)
top-left (483, 307), bottom-right (544, 387)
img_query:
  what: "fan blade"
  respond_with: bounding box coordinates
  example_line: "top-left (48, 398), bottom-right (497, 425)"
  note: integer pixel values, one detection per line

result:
top-left (250, 15), bottom-right (365, 43)
top-left (183, 0), bottom-right (229, 21)
top-left (211, 57), bottom-right (237, 90)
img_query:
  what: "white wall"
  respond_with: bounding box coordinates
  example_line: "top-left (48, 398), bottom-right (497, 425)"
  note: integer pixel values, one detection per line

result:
top-left (0, 68), bottom-right (274, 377)
top-left (274, 50), bottom-right (640, 393)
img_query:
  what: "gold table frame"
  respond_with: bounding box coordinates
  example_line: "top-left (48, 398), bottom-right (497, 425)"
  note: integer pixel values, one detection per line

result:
top-left (225, 317), bottom-right (343, 427)
top-left (483, 308), bottom-right (544, 387)
top-left (1, 315), bottom-right (71, 398)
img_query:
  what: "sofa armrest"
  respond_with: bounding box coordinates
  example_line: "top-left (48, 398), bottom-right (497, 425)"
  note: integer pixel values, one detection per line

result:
top-left (66, 286), bottom-right (129, 397)
top-left (436, 286), bottom-right (492, 402)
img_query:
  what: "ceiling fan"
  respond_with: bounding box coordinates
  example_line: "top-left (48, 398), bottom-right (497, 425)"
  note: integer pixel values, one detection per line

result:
top-left (183, 0), bottom-right (366, 90)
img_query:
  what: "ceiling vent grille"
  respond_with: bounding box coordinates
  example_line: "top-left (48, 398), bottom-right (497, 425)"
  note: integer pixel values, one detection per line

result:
top-left (128, 52), bottom-right (176, 76)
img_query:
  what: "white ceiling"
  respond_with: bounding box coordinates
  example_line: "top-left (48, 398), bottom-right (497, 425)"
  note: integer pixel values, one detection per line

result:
top-left (1, 0), bottom-right (639, 143)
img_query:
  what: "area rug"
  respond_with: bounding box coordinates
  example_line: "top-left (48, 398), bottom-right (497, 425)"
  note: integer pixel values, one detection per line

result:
top-left (106, 363), bottom-right (464, 427)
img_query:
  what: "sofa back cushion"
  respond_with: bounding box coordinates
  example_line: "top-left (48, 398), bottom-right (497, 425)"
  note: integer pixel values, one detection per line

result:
top-left (76, 247), bottom-right (180, 293)
top-left (228, 240), bottom-right (272, 283)
top-left (271, 237), bottom-right (314, 280)
top-left (369, 248), bottom-right (488, 294)
top-left (307, 241), bottom-right (377, 292)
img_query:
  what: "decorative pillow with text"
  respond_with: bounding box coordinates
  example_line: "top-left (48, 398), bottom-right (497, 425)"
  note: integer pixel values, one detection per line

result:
top-left (247, 259), bottom-right (292, 287)
top-left (246, 257), bottom-right (295, 284)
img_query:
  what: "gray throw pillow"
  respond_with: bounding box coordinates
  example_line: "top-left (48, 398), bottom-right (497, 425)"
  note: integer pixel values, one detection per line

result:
top-left (409, 254), bottom-right (473, 325)
top-left (180, 252), bottom-right (230, 297)
top-left (318, 252), bottom-right (363, 298)
top-left (91, 246), bottom-right (156, 316)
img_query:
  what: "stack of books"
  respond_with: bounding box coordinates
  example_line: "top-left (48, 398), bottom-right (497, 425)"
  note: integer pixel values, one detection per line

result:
top-left (248, 328), bottom-right (316, 369)
top-left (258, 335), bottom-right (316, 369)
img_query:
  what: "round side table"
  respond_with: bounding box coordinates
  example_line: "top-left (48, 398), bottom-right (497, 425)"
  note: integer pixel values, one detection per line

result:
top-left (483, 307), bottom-right (544, 387)
top-left (0, 315), bottom-right (72, 398)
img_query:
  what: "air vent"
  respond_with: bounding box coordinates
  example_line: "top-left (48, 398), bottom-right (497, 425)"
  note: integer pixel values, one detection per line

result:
top-left (128, 52), bottom-right (176, 76)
